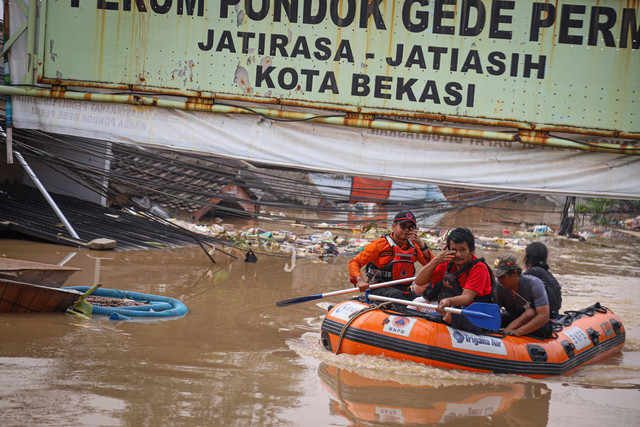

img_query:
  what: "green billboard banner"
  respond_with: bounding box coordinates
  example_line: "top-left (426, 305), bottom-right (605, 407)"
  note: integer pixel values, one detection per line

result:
top-left (40, 0), bottom-right (639, 134)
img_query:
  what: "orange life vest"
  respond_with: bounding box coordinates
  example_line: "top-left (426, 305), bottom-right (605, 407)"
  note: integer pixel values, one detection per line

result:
top-left (365, 235), bottom-right (418, 287)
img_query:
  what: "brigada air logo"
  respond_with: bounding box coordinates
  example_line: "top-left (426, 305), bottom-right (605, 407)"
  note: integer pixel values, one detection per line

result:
top-left (332, 301), bottom-right (364, 321)
top-left (447, 326), bottom-right (507, 355)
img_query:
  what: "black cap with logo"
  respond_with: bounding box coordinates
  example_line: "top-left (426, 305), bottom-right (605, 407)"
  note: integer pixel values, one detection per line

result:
top-left (393, 211), bottom-right (417, 226)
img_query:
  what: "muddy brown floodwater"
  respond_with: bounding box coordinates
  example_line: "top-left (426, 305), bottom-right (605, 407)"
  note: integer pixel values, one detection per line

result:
top-left (1, 204), bottom-right (639, 426)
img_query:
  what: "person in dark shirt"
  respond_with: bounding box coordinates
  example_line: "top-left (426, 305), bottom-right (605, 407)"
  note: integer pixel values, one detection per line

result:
top-left (494, 254), bottom-right (553, 338)
top-left (523, 242), bottom-right (562, 319)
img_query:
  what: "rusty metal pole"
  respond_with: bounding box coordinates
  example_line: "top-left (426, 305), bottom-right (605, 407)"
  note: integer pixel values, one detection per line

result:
top-left (14, 151), bottom-right (81, 240)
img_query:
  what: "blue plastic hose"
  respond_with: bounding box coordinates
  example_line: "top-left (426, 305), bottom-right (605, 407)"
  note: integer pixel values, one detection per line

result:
top-left (62, 286), bottom-right (188, 319)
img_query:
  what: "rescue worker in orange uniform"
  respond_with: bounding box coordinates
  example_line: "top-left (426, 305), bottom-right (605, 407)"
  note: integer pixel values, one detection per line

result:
top-left (348, 211), bottom-right (434, 300)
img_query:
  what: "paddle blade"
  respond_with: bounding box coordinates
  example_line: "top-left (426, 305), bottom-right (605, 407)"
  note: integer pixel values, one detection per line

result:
top-left (461, 302), bottom-right (502, 331)
top-left (276, 294), bottom-right (323, 307)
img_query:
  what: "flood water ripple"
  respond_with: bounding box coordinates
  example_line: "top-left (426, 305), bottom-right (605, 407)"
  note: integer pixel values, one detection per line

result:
top-left (1, 219), bottom-right (639, 426)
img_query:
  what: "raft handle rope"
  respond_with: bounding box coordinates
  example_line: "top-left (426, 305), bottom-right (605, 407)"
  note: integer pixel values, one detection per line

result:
top-left (554, 302), bottom-right (608, 330)
top-left (335, 300), bottom-right (394, 355)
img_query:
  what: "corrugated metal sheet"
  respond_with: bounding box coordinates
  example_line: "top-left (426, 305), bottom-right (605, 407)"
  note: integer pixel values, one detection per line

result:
top-left (109, 144), bottom-right (259, 214)
top-left (0, 184), bottom-right (205, 250)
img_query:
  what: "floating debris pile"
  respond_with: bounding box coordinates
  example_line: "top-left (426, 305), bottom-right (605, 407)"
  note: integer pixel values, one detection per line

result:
top-left (168, 218), bottom-right (561, 260)
top-left (163, 212), bottom-right (640, 261)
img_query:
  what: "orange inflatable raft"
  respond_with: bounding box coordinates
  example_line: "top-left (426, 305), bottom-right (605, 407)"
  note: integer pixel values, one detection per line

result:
top-left (320, 300), bottom-right (625, 378)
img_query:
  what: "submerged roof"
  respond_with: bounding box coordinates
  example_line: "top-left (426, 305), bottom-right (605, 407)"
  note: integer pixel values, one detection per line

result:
top-left (0, 184), bottom-right (211, 250)
top-left (109, 144), bottom-right (260, 214)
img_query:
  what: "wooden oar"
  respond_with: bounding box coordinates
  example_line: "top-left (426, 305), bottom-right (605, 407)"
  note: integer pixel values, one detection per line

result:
top-left (275, 277), bottom-right (416, 307)
top-left (367, 295), bottom-right (502, 331)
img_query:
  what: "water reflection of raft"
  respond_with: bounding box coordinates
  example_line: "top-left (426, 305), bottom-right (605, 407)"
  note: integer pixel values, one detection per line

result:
top-left (320, 300), bottom-right (625, 378)
top-left (319, 363), bottom-right (550, 425)
top-left (62, 286), bottom-right (188, 320)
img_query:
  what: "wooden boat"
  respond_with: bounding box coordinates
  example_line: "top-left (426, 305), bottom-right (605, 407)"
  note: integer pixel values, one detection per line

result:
top-left (320, 299), bottom-right (625, 378)
top-left (0, 257), bottom-right (80, 287)
top-left (0, 278), bottom-right (82, 313)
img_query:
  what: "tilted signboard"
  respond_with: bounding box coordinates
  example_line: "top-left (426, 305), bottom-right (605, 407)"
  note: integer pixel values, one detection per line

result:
top-left (39, 1), bottom-right (639, 135)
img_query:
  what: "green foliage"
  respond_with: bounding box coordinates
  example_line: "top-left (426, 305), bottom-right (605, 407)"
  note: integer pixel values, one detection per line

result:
top-left (362, 222), bottom-right (384, 233)
top-left (579, 199), bottom-right (640, 226)
top-left (575, 203), bottom-right (589, 213)
top-left (65, 284), bottom-right (101, 319)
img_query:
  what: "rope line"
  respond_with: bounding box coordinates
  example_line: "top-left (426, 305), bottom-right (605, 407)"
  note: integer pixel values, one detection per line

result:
top-left (335, 302), bottom-right (393, 355)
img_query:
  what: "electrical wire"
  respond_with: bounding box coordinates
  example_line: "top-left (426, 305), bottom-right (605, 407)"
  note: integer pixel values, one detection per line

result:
top-left (2, 128), bottom-right (521, 229)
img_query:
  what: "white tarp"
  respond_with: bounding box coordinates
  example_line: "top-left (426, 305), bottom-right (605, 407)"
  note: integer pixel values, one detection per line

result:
top-left (11, 96), bottom-right (640, 200)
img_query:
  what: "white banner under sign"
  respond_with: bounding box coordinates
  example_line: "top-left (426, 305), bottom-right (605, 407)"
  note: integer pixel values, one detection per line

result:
top-left (11, 96), bottom-right (640, 199)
